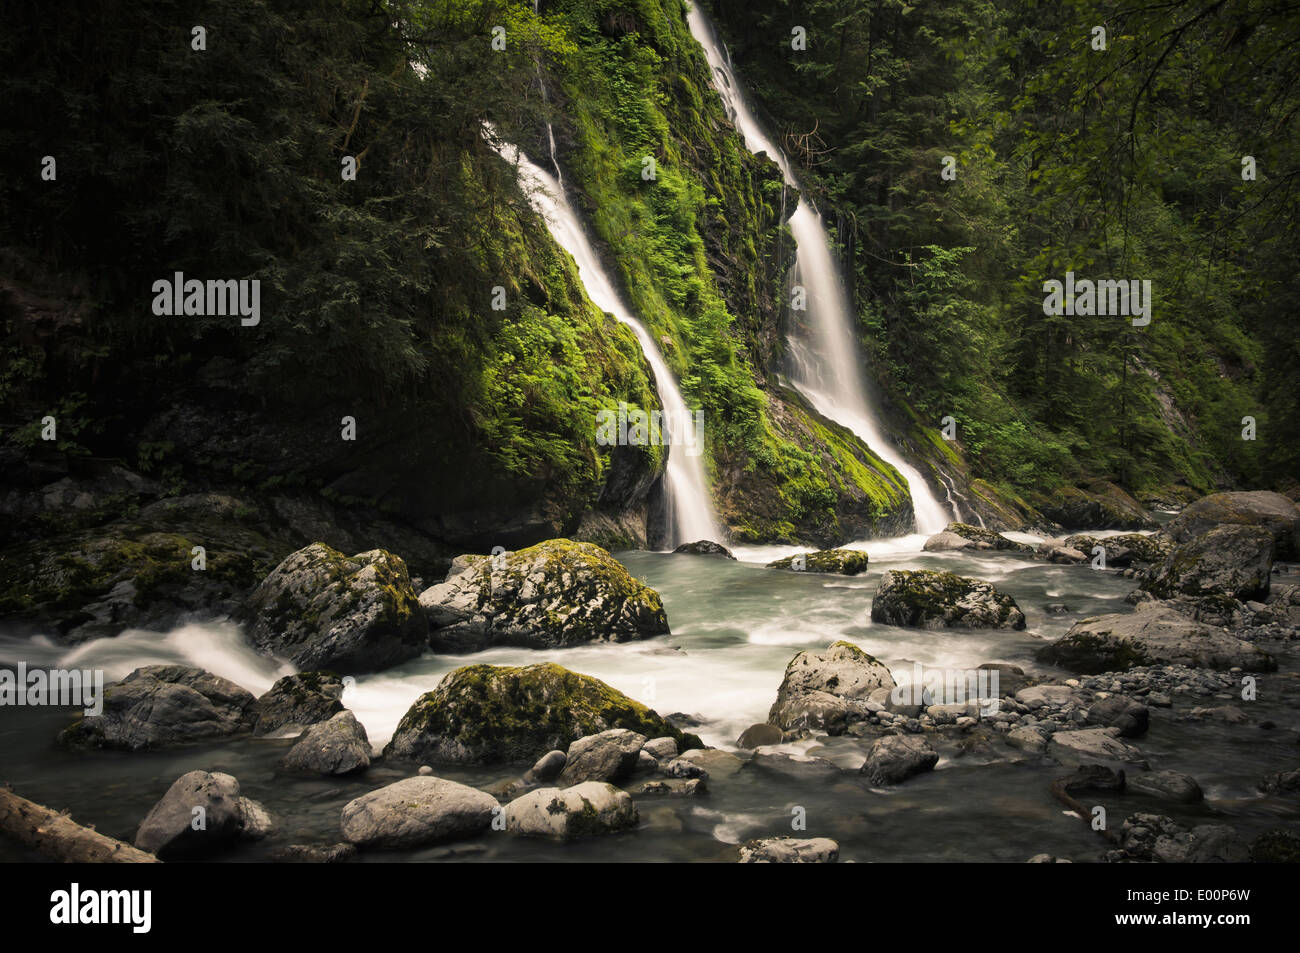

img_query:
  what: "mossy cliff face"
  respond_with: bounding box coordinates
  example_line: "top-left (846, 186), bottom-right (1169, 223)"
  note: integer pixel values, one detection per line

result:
top-left (384, 662), bottom-right (702, 764)
top-left (419, 538), bottom-right (669, 652)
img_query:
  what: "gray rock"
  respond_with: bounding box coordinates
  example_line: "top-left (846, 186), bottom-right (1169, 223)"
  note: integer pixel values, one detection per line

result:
top-left (748, 751), bottom-right (842, 783)
top-left (1085, 695), bottom-right (1150, 737)
top-left (766, 549), bottom-right (869, 575)
top-left (135, 770), bottom-right (270, 858)
top-left (637, 779), bottom-right (707, 797)
top-left (1259, 767), bottom-right (1300, 794)
top-left (556, 729), bottom-right (648, 786)
top-left (1015, 685), bottom-right (1080, 709)
top-left (281, 710), bottom-right (371, 775)
top-left (861, 735), bottom-right (939, 785)
top-left (675, 748), bottom-right (743, 779)
top-left (340, 777), bottom-right (497, 849)
top-left (738, 837), bottom-right (839, 863)
top-left (768, 640), bottom-right (896, 732)
top-left (1129, 770), bottom-right (1203, 804)
top-left (1048, 728), bottom-right (1147, 767)
top-left (59, 664), bottom-right (256, 751)
top-left (1037, 604), bottom-right (1276, 673)
top-left (1143, 524), bottom-right (1276, 602)
top-left (871, 570), bottom-right (1026, 630)
top-left (504, 782), bottom-right (637, 839)
top-left (642, 736), bottom-right (678, 760)
top-left (1038, 542), bottom-right (1088, 564)
top-left (525, 750), bottom-right (566, 783)
top-left (245, 543), bottom-right (427, 673)
top-left (672, 540), bottom-right (736, 559)
top-left (1007, 726), bottom-right (1049, 754)
top-left (254, 672), bottom-right (346, 737)
top-left (420, 539), bottom-right (667, 652)
top-left (269, 843), bottom-right (357, 863)
top-left (662, 758), bottom-right (708, 779)
top-left (1166, 490), bottom-right (1300, 560)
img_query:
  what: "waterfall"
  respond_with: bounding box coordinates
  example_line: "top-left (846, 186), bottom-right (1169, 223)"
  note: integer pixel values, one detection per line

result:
top-left (485, 130), bottom-right (722, 549)
top-left (685, 4), bottom-right (954, 535)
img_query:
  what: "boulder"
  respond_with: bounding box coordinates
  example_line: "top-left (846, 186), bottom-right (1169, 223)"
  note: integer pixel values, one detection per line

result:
top-left (135, 770), bottom-right (270, 859)
top-left (861, 735), bottom-right (939, 785)
top-left (738, 837), bottom-right (839, 863)
top-left (870, 570), bottom-right (1026, 630)
top-left (641, 737), bottom-right (678, 761)
top-left (1142, 524), bottom-right (1274, 602)
top-left (339, 777), bottom-right (497, 849)
top-left (922, 531), bottom-right (978, 552)
top-left (419, 539), bottom-right (668, 652)
top-left (1128, 771), bottom-right (1203, 804)
top-left (244, 543), bottom-right (427, 673)
top-left (1085, 695), bottom-right (1150, 737)
top-left (555, 729), bottom-right (647, 786)
top-left (931, 523), bottom-right (1033, 553)
top-left (1048, 728), bottom-right (1146, 766)
top-left (524, 750), bottom-right (567, 783)
top-left (768, 640), bottom-right (896, 732)
top-left (637, 779), bottom-right (707, 797)
top-left (1166, 490), bottom-right (1300, 559)
top-left (672, 540), bottom-right (736, 559)
top-left (674, 748), bottom-right (743, 779)
top-left (736, 723), bottom-right (784, 749)
top-left (383, 663), bottom-right (699, 764)
top-left (1015, 685), bottom-right (1081, 709)
top-left (747, 751), bottom-right (842, 783)
top-left (504, 782), bottom-right (637, 839)
top-left (1037, 542), bottom-right (1087, 564)
top-left (1007, 726), bottom-right (1049, 755)
top-left (1259, 767), bottom-right (1300, 795)
top-left (1035, 482), bottom-right (1156, 530)
top-left (1037, 604), bottom-right (1277, 673)
top-left (766, 549), bottom-right (870, 575)
top-left (253, 671), bottom-right (345, 737)
top-left (1064, 533), bottom-right (1173, 567)
top-left (282, 711), bottom-right (371, 775)
top-left (59, 664), bottom-right (256, 750)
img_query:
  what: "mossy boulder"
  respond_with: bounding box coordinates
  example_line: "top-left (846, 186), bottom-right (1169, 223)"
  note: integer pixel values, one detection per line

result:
top-left (1166, 491), bottom-right (1300, 560)
top-left (244, 543), bottom-right (427, 674)
top-left (672, 539), bottom-right (736, 559)
top-left (1064, 532), bottom-right (1174, 567)
top-left (383, 662), bottom-right (702, 764)
top-left (768, 640), bottom-right (896, 732)
top-left (1034, 482), bottom-right (1156, 530)
top-left (924, 522), bottom-right (1033, 553)
top-left (1036, 604), bottom-right (1277, 673)
top-left (766, 548), bottom-right (870, 575)
top-left (418, 539), bottom-right (668, 652)
top-left (1141, 524), bottom-right (1274, 602)
top-left (253, 671), bottom-right (346, 736)
top-left (870, 569), bottom-right (1026, 630)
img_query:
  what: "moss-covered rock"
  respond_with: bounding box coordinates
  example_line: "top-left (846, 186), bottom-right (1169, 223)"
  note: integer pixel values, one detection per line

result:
top-left (1033, 482), bottom-right (1156, 530)
top-left (766, 548), bottom-right (870, 575)
top-left (1064, 532), bottom-right (1174, 567)
top-left (383, 662), bottom-right (701, 764)
top-left (870, 569), bottom-right (1026, 629)
top-left (768, 640), bottom-right (895, 732)
top-left (419, 538), bottom-right (668, 652)
top-left (1166, 491), bottom-right (1300, 560)
top-left (244, 542), bottom-right (427, 673)
top-left (253, 671), bottom-right (346, 737)
top-left (924, 522), bottom-right (1033, 553)
top-left (1141, 524), bottom-right (1274, 602)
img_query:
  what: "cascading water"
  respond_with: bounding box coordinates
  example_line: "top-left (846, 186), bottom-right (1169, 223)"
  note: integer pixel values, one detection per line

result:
top-left (685, 4), bottom-right (954, 535)
top-left (486, 130), bottom-right (722, 548)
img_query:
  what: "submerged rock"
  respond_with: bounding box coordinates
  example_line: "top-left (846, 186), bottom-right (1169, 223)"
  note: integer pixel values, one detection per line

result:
top-left (768, 640), bottom-right (896, 732)
top-left (419, 539), bottom-right (668, 652)
top-left (59, 664), bottom-right (256, 750)
top-left (340, 777), bottom-right (497, 849)
top-left (766, 548), bottom-right (870, 575)
top-left (1128, 770), bottom-right (1203, 804)
top-left (383, 662), bottom-right (700, 764)
top-left (861, 735), bottom-right (939, 785)
top-left (1166, 490), bottom-right (1300, 560)
top-left (135, 770), bottom-right (271, 859)
top-left (1037, 604), bottom-right (1277, 673)
top-left (748, 751), bottom-right (842, 783)
top-left (504, 782), bottom-right (637, 839)
top-left (1142, 524), bottom-right (1274, 602)
top-left (254, 671), bottom-right (346, 737)
top-left (738, 837), bottom-right (839, 863)
top-left (282, 710), bottom-right (371, 775)
top-left (1047, 728), bottom-right (1147, 767)
top-left (870, 570), bottom-right (1026, 630)
top-left (269, 843), bottom-right (358, 864)
top-left (244, 542), bottom-right (427, 673)
top-left (672, 540), bottom-right (736, 559)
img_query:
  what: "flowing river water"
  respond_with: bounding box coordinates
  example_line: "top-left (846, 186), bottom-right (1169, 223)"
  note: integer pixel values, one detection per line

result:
top-left (3, 530), bottom-right (1296, 863)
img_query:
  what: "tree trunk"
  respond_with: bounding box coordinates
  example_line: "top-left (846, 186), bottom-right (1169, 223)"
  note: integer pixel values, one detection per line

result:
top-left (0, 788), bottom-right (160, 863)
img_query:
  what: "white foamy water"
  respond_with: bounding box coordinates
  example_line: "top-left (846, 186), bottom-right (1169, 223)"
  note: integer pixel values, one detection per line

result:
top-left (685, 4), bottom-right (952, 535)
top-left (485, 128), bottom-right (721, 549)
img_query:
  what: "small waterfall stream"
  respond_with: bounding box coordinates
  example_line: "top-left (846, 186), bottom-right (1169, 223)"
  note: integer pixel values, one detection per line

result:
top-left (685, 4), bottom-right (955, 535)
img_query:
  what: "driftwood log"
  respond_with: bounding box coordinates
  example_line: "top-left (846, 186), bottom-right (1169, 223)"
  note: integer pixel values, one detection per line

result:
top-left (0, 787), bottom-right (160, 863)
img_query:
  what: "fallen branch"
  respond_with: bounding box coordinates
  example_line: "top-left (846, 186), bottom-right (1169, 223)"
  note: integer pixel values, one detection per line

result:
top-left (0, 788), bottom-right (160, 863)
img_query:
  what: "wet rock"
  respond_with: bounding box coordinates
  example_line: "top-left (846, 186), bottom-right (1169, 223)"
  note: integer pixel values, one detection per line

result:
top-left (1166, 490), bottom-right (1300, 560)
top-left (245, 543), bottom-right (427, 673)
top-left (662, 758), bottom-right (708, 779)
top-left (1037, 605), bottom-right (1276, 673)
top-left (556, 729), bottom-right (647, 786)
top-left (1035, 482), bottom-right (1156, 531)
top-left (766, 548), bottom-right (870, 575)
top-left (1016, 685), bottom-right (1080, 709)
top-left (1259, 767), bottom-right (1300, 795)
top-left (1048, 728), bottom-right (1147, 767)
top-left (339, 777), bottom-right (497, 849)
top-left (1037, 542), bottom-right (1088, 564)
top-left (1143, 524), bottom-right (1275, 602)
top-left (1007, 726), bottom-right (1049, 755)
top-left (672, 540), bottom-right (736, 559)
top-left (1128, 770), bottom-right (1203, 804)
top-left (738, 837), bottom-right (839, 863)
top-left (524, 750), bottom-right (566, 783)
top-left (254, 672), bottom-right (346, 737)
top-left (59, 664), bottom-right (256, 751)
top-left (1085, 695), bottom-right (1150, 737)
top-left (675, 748), bottom-right (743, 779)
top-left (419, 539), bottom-right (668, 652)
top-left (268, 843), bottom-right (357, 863)
top-left (637, 779), bottom-right (707, 797)
top-left (282, 710), bottom-right (371, 775)
top-left (504, 782), bottom-right (637, 839)
top-left (861, 735), bottom-right (939, 785)
top-left (384, 662), bottom-right (700, 764)
top-left (735, 723), bottom-right (783, 749)
top-left (641, 737), bottom-right (679, 761)
top-left (1065, 533), bottom-right (1173, 567)
top-left (871, 570), bottom-right (1026, 630)
top-left (135, 770), bottom-right (271, 859)
top-left (748, 751), bottom-right (841, 783)
top-left (929, 523), bottom-right (1033, 553)
top-left (1251, 829), bottom-right (1300, 863)
top-left (768, 640), bottom-right (896, 732)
